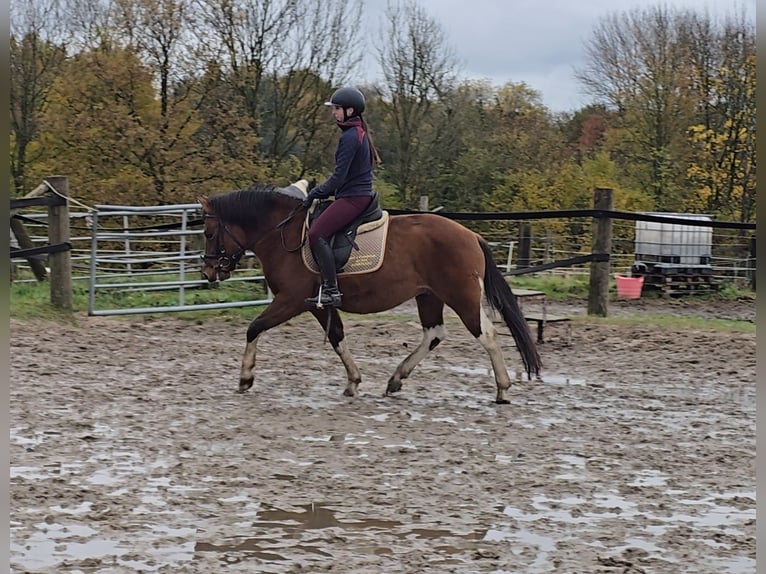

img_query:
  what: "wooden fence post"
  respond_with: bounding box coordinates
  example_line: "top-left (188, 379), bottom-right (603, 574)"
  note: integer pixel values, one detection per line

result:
top-left (587, 187), bottom-right (613, 316)
top-left (517, 223), bottom-right (531, 269)
top-left (46, 176), bottom-right (72, 311)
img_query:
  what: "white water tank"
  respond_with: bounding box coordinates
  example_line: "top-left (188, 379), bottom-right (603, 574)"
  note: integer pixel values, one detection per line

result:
top-left (634, 213), bottom-right (712, 266)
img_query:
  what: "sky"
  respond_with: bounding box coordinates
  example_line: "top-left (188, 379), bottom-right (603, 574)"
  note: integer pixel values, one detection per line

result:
top-left (361, 0), bottom-right (756, 113)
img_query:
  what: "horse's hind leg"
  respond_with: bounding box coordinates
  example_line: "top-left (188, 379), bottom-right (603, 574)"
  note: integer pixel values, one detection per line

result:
top-left (477, 311), bottom-right (514, 404)
top-left (452, 290), bottom-right (513, 404)
top-left (311, 307), bottom-right (362, 397)
top-left (385, 292), bottom-right (446, 396)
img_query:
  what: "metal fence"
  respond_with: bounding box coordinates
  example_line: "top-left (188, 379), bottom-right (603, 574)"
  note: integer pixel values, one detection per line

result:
top-left (85, 204), bottom-right (273, 315)
top-left (11, 203), bottom-right (273, 315)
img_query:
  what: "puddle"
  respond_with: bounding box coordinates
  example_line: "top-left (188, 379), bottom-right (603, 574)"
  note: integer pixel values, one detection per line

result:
top-left (194, 503), bottom-right (485, 565)
top-left (497, 489), bottom-right (755, 571)
top-left (11, 520), bottom-right (198, 571)
top-left (12, 491), bottom-right (754, 571)
top-left (300, 434), bottom-right (333, 442)
top-left (628, 469), bottom-right (669, 487)
top-left (447, 365), bottom-right (491, 376)
top-left (444, 366), bottom-right (585, 386)
top-left (535, 374), bottom-right (586, 386)
top-left (253, 502), bottom-right (401, 531)
top-left (484, 528), bottom-right (556, 570)
top-left (10, 533), bottom-right (130, 570)
top-left (367, 413), bottom-right (390, 422)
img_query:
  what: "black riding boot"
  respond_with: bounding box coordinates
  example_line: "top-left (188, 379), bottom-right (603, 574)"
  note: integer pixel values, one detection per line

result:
top-left (306, 237), bottom-right (342, 307)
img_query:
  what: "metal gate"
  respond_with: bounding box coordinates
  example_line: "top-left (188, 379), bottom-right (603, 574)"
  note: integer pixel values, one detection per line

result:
top-left (88, 203), bottom-right (272, 316)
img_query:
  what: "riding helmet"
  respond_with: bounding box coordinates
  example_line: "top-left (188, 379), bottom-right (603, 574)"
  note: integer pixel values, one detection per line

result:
top-left (324, 87), bottom-right (366, 114)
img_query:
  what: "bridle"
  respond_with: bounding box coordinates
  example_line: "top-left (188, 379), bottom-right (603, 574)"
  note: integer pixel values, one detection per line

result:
top-left (201, 200), bottom-right (308, 275)
top-left (201, 213), bottom-right (250, 273)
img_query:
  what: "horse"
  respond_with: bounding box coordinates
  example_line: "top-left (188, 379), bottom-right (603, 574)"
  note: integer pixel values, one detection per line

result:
top-left (199, 180), bottom-right (541, 404)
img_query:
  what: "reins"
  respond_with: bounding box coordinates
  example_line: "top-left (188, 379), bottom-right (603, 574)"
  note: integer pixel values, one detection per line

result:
top-left (276, 203), bottom-right (309, 253)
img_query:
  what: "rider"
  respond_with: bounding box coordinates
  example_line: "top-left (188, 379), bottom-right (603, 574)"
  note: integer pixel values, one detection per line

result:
top-left (302, 86), bottom-right (381, 307)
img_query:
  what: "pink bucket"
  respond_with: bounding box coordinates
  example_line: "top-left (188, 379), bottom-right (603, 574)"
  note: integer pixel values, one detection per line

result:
top-left (615, 275), bottom-right (644, 299)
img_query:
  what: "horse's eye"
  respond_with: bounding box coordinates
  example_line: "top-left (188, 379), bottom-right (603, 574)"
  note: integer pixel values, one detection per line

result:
top-left (204, 231), bottom-right (213, 240)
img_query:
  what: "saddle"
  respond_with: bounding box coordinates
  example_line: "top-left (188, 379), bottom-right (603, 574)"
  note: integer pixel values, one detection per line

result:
top-left (302, 192), bottom-right (390, 275)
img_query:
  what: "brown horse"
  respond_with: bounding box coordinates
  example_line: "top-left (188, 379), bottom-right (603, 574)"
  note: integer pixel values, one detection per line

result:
top-left (199, 180), bottom-right (541, 404)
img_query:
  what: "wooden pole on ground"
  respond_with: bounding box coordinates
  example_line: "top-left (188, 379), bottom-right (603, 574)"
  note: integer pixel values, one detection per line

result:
top-left (587, 187), bottom-right (613, 316)
top-left (46, 176), bottom-right (72, 311)
top-left (10, 217), bottom-right (48, 281)
top-left (10, 181), bottom-right (57, 281)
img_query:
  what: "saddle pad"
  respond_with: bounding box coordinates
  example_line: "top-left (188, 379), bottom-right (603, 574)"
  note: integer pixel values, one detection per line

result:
top-left (302, 211), bottom-right (390, 276)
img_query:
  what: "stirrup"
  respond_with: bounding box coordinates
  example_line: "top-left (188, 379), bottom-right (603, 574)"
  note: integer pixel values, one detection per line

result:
top-left (305, 286), bottom-right (342, 308)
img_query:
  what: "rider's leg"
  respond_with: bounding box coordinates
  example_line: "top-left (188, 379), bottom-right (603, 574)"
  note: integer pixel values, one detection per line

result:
top-left (306, 236), bottom-right (342, 306)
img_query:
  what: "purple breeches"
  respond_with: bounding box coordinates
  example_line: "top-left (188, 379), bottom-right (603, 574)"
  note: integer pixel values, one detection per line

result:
top-left (307, 196), bottom-right (374, 246)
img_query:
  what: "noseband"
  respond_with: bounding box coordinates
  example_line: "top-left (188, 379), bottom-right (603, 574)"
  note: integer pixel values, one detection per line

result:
top-left (201, 213), bottom-right (249, 273)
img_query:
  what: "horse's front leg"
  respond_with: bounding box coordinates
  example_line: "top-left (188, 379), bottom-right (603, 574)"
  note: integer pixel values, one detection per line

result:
top-left (311, 307), bottom-right (362, 397)
top-left (239, 295), bottom-right (302, 393)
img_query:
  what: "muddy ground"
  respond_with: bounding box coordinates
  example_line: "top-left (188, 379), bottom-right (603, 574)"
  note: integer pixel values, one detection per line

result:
top-left (10, 296), bottom-right (756, 573)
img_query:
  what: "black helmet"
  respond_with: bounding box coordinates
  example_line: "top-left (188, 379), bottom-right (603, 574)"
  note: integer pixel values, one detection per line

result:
top-left (325, 87), bottom-right (365, 114)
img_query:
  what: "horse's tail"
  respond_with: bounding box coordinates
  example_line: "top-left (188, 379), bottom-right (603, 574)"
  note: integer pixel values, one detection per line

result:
top-left (479, 238), bottom-right (542, 378)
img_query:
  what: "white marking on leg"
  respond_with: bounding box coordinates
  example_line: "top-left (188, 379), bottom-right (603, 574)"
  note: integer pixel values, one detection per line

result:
top-left (240, 334), bottom-right (260, 382)
top-left (393, 324), bottom-right (447, 382)
top-left (477, 285), bottom-right (513, 402)
top-left (335, 339), bottom-right (362, 396)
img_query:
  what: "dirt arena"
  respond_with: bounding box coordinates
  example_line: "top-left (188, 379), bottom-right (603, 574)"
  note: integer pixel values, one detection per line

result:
top-left (10, 296), bottom-right (756, 573)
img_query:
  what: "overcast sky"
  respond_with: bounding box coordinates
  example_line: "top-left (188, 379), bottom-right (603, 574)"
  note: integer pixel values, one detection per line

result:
top-left (360, 0), bottom-right (756, 113)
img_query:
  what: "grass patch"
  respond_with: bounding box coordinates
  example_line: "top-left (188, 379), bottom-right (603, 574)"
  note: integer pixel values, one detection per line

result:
top-left (9, 277), bottom-right (270, 324)
top-left (582, 312), bottom-right (755, 334)
top-left (11, 271), bottom-right (755, 329)
top-left (507, 274), bottom-right (590, 298)
top-left (9, 281), bottom-right (81, 324)
top-left (506, 274), bottom-right (755, 301)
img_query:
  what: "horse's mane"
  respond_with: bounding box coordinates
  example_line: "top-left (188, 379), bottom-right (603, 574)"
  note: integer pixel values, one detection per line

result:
top-left (207, 183), bottom-right (300, 227)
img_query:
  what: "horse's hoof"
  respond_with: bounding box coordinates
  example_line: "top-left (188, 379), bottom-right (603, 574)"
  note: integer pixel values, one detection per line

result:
top-left (495, 398), bottom-right (511, 405)
top-left (386, 380), bottom-right (402, 395)
top-left (342, 386), bottom-right (357, 398)
top-left (239, 378), bottom-right (254, 393)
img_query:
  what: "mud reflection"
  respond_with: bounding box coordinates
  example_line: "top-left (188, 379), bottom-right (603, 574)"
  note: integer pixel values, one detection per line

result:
top-left (195, 503), bottom-right (484, 563)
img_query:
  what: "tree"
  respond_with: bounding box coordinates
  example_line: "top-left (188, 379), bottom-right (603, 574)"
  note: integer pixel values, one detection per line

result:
top-left (575, 5), bottom-right (697, 208)
top-left (10, 0), bottom-right (68, 195)
top-left (35, 46), bottom-right (172, 204)
top-left (685, 12), bottom-right (756, 222)
top-left (374, 0), bottom-right (458, 206)
top-left (195, 0), bottom-right (364, 172)
top-left (32, 0), bottom-right (266, 205)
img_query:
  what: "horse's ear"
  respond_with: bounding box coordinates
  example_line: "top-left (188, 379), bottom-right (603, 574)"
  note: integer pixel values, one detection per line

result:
top-left (199, 196), bottom-right (211, 212)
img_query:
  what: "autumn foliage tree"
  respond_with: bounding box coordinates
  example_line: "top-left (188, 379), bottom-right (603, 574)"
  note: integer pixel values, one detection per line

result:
top-left (10, 0), bottom-right (68, 195)
top-left (8, 0), bottom-right (755, 225)
top-left (576, 5), bottom-right (755, 222)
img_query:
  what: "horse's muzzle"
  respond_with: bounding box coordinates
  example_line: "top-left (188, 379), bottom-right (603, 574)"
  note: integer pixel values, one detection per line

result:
top-left (200, 266), bottom-right (230, 283)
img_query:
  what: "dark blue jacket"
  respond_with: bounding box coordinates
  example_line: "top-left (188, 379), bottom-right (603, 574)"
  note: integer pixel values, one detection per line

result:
top-left (311, 117), bottom-right (374, 200)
